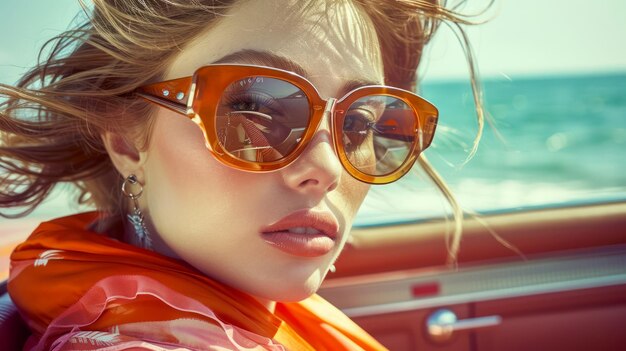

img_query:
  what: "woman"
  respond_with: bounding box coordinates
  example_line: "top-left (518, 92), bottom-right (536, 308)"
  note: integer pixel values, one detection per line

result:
top-left (0, 0), bottom-right (483, 349)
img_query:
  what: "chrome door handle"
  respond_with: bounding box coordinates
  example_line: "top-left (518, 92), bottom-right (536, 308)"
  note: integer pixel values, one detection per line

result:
top-left (426, 309), bottom-right (502, 342)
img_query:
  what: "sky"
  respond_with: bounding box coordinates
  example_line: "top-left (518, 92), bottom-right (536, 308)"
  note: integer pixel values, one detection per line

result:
top-left (421, 0), bottom-right (626, 79)
top-left (1, 0), bottom-right (625, 83)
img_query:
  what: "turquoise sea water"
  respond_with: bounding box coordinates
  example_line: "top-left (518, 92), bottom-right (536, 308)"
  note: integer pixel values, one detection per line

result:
top-left (356, 73), bottom-right (626, 225)
top-left (2, 73), bottom-right (626, 226)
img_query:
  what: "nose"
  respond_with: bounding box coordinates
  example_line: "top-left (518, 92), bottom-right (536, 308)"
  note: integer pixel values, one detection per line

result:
top-left (280, 102), bottom-right (342, 196)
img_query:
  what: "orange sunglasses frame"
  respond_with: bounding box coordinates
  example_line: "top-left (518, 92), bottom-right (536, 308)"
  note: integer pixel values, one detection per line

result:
top-left (135, 64), bottom-right (438, 184)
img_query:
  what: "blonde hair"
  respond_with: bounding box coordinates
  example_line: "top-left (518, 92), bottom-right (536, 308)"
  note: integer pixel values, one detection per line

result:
top-left (0, 0), bottom-right (486, 262)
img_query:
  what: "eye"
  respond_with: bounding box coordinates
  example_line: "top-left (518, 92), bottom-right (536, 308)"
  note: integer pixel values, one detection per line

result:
top-left (234, 100), bottom-right (258, 111)
top-left (343, 113), bottom-right (375, 152)
top-left (224, 91), bottom-right (281, 115)
top-left (344, 113), bottom-right (373, 134)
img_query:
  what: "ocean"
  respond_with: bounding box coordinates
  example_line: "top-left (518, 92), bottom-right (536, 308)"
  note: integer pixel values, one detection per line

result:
top-left (2, 73), bottom-right (626, 227)
top-left (356, 73), bottom-right (626, 225)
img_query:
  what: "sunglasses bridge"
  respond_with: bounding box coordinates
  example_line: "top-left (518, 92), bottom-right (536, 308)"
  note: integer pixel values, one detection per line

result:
top-left (312, 96), bottom-right (338, 134)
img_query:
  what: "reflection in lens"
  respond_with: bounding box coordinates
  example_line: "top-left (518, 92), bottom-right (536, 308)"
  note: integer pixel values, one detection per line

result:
top-left (215, 77), bottom-right (310, 162)
top-left (342, 95), bottom-right (418, 176)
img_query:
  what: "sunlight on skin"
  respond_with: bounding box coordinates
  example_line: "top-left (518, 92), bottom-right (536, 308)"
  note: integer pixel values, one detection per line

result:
top-left (109, 0), bottom-right (384, 311)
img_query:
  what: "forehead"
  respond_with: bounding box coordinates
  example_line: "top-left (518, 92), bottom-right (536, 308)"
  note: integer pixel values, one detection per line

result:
top-left (166, 0), bottom-right (383, 91)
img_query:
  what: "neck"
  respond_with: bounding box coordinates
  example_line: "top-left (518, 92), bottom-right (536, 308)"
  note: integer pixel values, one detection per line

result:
top-left (122, 216), bottom-right (278, 313)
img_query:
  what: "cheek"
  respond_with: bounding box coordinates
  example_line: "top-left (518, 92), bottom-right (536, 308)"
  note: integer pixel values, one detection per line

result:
top-left (149, 113), bottom-right (210, 189)
top-left (335, 175), bottom-right (371, 220)
top-left (142, 112), bottom-right (245, 230)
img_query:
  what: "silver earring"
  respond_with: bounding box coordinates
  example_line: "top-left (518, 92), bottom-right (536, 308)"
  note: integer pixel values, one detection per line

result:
top-left (329, 264), bottom-right (336, 273)
top-left (122, 174), bottom-right (152, 249)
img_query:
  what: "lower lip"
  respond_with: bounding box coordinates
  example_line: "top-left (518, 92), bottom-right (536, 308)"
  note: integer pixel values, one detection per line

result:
top-left (261, 232), bottom-right (335, 257)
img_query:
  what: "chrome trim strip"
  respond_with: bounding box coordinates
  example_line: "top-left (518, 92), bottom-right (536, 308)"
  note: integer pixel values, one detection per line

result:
top-left (319, 250), bottom-right (626, 318)
top-left (341, 274), bottom-right (626, 318)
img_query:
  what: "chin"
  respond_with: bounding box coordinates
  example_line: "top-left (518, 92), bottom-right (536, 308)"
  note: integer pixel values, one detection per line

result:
top-left (249, 274), bottom-right (325, 303)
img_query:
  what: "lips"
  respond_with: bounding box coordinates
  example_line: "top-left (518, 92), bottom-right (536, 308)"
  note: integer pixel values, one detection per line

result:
top-left (260, 209), bottom-right (340, 257)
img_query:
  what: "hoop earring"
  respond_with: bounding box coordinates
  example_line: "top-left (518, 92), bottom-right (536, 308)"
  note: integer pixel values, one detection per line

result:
top-left (122, 174), bottom-right (152, 249)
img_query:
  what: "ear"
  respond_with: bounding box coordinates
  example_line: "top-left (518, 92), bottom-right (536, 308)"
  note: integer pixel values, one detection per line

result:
top-left (101, 132), bottom-right (147, 181)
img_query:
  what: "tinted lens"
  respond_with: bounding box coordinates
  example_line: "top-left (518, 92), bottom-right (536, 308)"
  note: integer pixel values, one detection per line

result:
top-left (215, 77), bottom-right (310, 162)
top-left (342, 95), bottom-right (419, 176)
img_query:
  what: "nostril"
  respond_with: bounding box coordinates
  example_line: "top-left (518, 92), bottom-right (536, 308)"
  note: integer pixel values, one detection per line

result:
top-left (300, 179), bottom-right (320, 188)
top-left (326, 180), bottom-right (338, 193)
top-left (299, 179), bottom-right (319, 188)
top-left (296, 177), bottom-right (338, 193)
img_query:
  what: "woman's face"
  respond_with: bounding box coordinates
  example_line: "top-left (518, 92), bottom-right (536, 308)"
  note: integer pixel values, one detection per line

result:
top-left (139, 0), bottom-right (383, 304)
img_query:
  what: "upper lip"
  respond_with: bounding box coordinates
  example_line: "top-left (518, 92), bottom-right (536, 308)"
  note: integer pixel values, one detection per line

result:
top-left (260, 209), bottom-right (340, 240)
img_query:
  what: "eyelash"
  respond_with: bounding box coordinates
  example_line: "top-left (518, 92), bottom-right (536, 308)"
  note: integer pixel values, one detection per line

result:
top-left (222, 92), bottom-right (281, 115)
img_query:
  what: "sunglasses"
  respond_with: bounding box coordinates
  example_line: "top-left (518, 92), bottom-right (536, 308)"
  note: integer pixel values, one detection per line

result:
top-left (135, 64), bottom-right (438, 184)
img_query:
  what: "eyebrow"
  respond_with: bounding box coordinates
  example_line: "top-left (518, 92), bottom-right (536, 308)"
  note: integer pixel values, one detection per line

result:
top-left (211, 49), bottom-right (381, 96)
top-left (212, 49), bottom-right (309, 77)
top-left (339, 78), bottom-right (381, 95)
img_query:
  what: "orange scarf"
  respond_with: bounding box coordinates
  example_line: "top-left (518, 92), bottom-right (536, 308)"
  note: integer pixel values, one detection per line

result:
top-left (9, 212), bottom-right (387, 351)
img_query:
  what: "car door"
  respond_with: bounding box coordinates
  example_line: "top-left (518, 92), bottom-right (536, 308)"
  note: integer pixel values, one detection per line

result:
top-left (319, 201), bottom-right (626, 351)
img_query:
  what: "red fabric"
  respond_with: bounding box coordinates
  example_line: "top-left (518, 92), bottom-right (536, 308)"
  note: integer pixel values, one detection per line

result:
top-left (9, 212), bottom-right (387, 351)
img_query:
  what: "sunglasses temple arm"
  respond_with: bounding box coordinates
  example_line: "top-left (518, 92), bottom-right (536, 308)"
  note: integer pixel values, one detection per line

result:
top-left (136, 92), bottom-right (188, 116)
